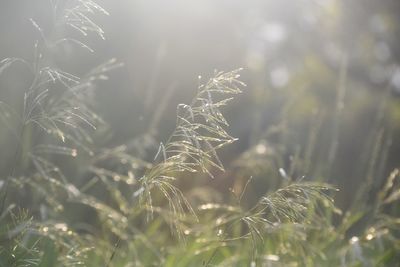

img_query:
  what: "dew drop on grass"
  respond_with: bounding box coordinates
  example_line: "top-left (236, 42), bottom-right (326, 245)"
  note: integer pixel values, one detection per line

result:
top-left (55, 223), bottom-right (68, 232)
top-left (217, 229), bottom-right (223, 236)
top-left (279, 168), bottom-right (287, 179)
top-left (265, 255), bottom-right (280, 261)
top-left (349, 236), bottom-right (359, 244)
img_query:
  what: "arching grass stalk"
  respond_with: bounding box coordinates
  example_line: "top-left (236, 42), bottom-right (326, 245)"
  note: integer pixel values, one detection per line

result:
top-left (104, 69), bottom-right (245, 265)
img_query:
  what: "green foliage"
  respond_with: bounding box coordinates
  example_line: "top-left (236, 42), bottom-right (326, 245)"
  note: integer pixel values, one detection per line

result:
top-left (0, 0), bottom-right (399, 266)
top-left (0, 207), bottom-right (40, 267)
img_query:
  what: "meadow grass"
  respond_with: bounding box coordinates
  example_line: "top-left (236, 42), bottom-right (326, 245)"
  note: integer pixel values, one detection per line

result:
top-left (0, 1), bottom-right (399, 266)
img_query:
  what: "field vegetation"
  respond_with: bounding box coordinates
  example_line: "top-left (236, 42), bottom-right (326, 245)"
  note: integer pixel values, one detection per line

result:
top-left (0, 0), bottom-right (399, 266)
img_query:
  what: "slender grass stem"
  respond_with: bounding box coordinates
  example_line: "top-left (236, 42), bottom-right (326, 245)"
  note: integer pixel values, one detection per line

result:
top-left (0, 124), bottom-right (25, 215)
top-left (105, 237), bottom-right (121, 267)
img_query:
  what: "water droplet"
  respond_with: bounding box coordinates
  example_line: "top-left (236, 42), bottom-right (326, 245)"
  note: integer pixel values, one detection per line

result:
top-left (279, 168), bottom-right (287, 179)
top-left (265, 255), bottom-right (280, 261)
top-left (217, 229), bottom-right (223, 236)
top-left (350, 236), bottom-right (359, 244)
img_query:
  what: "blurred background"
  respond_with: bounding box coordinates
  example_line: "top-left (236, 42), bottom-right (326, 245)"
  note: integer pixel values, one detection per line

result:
top-left (1, 0), bottom-right (400, 215)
